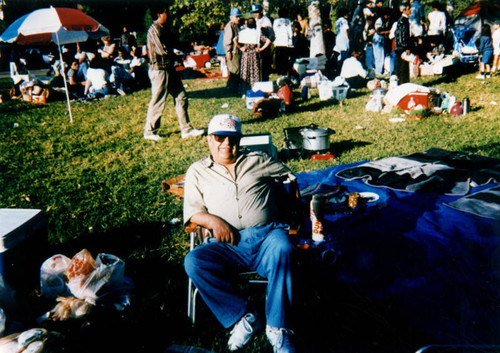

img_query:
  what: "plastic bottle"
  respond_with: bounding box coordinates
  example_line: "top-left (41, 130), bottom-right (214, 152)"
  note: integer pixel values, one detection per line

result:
top-left (310, 194), bottom-right (324, 242)
top-left (450, 101), bottom-right (462, 116)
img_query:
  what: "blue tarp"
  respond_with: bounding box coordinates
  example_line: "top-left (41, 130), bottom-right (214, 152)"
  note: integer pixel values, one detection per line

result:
top-left (295, 149), bottom-right (500, 345)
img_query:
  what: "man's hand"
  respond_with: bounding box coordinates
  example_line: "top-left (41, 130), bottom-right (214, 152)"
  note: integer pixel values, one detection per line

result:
top-left (210, 218), bottom-right (239, 246)
top-left (189, 212), bottom-right (240, 246)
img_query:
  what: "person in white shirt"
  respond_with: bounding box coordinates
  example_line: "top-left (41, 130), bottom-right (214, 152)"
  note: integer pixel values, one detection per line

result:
top-left (273, 8), bottom-right (293, 75)
top-left (427, 2), bottom-right (447, 46)
top-left (252, 3), bottom-right (274, 80)
top-left (340, 50), bottom-right (369, 88)
top-left (334, 7), bottom-right (350, 73)
top-left (84, 57), bottom-right (110, 98)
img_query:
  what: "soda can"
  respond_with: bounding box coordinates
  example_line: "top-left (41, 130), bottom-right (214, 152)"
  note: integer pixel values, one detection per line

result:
top-left (310, 194), bottom-right (324, 242)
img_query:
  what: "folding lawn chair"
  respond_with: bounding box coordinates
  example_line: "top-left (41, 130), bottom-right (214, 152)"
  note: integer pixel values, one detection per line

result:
top-left (185, 177), bottom-right (302, 325)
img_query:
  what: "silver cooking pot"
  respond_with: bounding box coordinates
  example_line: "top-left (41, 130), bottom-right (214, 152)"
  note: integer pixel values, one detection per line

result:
top-left (299, 124), bottom-right (335, 152)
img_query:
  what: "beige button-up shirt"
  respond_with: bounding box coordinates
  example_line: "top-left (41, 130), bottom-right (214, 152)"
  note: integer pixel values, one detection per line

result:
top-left (183, 151), bottom-right (296, 230)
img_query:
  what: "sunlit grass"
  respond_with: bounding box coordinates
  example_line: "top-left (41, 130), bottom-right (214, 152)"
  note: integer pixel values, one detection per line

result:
top-left (0, 67), bottom-right (499, 352)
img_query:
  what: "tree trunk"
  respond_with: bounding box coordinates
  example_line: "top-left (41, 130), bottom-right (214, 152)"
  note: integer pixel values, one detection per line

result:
top-left (308, 0), bottom-right (325, 57)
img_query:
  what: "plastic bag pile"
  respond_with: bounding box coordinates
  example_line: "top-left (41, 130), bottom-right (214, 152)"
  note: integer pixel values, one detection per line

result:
top-left (40, 249), bottom-right (134, 319)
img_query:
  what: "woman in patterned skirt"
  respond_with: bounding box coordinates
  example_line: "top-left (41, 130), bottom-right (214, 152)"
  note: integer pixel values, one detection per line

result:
top-left (234, 18), bottom-right (271, 93)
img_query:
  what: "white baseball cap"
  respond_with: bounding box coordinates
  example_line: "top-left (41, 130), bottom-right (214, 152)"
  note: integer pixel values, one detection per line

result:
top-left (207, 114), bottom-right (242, 136)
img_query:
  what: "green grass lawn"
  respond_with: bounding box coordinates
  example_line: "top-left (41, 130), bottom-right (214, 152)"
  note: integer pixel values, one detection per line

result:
top-left (0, 66), bottom-right (499, 352)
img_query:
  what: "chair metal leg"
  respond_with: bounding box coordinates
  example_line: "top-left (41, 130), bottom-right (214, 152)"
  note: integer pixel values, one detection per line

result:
top-left (192, 287), bottom-right (198, 325)
top-left (187, 277), bottom-right (199, 325)
top-left (186, 225), bottom-right (267, 326)
top-left (187, 277), bottom-right (194, 324)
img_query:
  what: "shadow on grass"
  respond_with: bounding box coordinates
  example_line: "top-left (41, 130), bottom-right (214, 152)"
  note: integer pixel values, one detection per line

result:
top-left (331, 139), bottom-right (372, 157)
top-left (188, 86), bottom-right (237, 99)
top-left (0, 100), bottom-right (47, 114)
top-left (421, 63), bottom-right (477, 86)
top-left (50, 221), bottom-right (165, 259)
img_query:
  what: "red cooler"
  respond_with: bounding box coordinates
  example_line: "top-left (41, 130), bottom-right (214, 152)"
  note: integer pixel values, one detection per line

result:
top-left (397, 92), bottom-right (430, 110)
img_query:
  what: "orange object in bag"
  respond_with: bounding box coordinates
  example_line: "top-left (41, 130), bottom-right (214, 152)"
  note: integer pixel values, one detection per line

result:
top-left (64, 249), bottom-right (97, 280)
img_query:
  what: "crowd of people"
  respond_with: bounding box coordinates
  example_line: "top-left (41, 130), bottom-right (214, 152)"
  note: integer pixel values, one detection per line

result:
top-left (4, 3), bottom-right (500, 353)
top-left (53, 30), bottom-right (149, 100)
top-left (7, 26), bottom-right (149, 102)
top-left (221, 3), bottom-right (310, 96)
top-left (219, 0), bottom-right (500, 94)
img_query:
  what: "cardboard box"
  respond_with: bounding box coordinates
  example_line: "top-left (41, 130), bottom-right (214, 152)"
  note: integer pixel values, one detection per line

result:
top-left (0, 209), bottom-right (47, 289)
top-left (252, 81), bottom-right (274, 94)
top-left (419, 64), bottom-right (435, 76)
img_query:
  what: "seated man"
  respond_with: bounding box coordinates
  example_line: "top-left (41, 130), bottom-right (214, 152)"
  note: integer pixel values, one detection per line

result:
top-left (340, 50), bottom-right (370, 89)
top-left (67, 60), bottom-right (86, 98)
top-left (184, 114), bottom-right (296, 353)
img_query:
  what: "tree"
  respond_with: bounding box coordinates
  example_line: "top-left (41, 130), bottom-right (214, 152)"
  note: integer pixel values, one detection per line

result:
top-left (169, 0), bottom-right (239, 45)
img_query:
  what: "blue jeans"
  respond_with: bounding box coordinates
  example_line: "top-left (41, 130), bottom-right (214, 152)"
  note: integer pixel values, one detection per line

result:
top-left (365, 44), bottom-right (374, 70)
top-left (390, 50), bottom-right (397, 76)
top-left (184, 222), bottom-right (294, 329)
top-left (373, 34), bottom-right (385, 75)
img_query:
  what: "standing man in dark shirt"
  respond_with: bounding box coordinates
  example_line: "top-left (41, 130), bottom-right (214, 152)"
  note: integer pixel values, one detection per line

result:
top-left (394, 2), bottom-right (412, 84)
top-left (121, 26), bottom-right (137, 55)
top-left (143, 4), bottom-right (204, 141)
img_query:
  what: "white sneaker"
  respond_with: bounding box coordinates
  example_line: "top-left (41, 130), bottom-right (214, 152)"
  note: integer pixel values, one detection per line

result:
top-left (143, 133), bottom-right (162, 141)
top-left (266, 325), bottom-right (296, 353)
top-left (476, 74), bottom-right (485, 79)
top-left (116, 88), bottom-right (126, 96)
top-left (227, 313), bottom-right (258, 351)
top-left (181, 128), bottom-right (204, 139)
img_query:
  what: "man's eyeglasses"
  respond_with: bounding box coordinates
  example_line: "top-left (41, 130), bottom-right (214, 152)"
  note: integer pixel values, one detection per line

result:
top-left (212, 135), bottom-right (240, 145)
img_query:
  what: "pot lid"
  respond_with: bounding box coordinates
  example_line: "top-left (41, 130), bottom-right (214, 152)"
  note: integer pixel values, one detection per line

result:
top-left (299, 124), bottom-right (335, 137)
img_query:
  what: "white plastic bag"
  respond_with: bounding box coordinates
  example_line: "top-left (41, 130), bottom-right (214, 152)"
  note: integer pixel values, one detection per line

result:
top-left (40, 250), bottom-right (133, 310)
top-left (67, 253), bottom-right (132, 307)
top-left (318, 81), bottom-right (334, 101)
top-left (366, 96), bottom-right (383, 112)
top-left (40, 254), bottom-right (72, 299)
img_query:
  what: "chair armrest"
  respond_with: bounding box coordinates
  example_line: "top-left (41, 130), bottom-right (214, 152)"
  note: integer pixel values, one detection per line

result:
top-left (185, 223), bottom-right (199, 233)
top-left (185, 223), bottom-right (205, 248)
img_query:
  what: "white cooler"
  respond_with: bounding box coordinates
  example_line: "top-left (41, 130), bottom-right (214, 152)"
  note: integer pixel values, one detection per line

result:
top-left (0, 209), bottom-right (47, 289)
